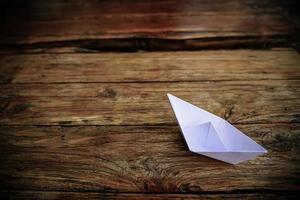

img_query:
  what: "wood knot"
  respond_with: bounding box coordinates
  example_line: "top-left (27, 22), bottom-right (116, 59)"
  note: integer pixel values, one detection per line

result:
top-left (224, 105), bottom-right (234, 120)
top-left (11, 104), bottom-right (31, 115)
top-left (1, 98), bottom-right (32, 116)
top-left (263, 131), bottom-right (299, 152)
top-left (99, 88), bottom-right (117, 98)
top-left (179, 183), bottom-right (203, 192)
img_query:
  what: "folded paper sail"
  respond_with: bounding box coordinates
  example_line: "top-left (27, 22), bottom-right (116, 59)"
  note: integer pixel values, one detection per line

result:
top-left (167, 93), bottom-right (267, 164)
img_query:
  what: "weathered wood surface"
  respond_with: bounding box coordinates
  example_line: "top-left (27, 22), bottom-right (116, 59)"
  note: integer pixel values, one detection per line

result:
top-left (0, 0), bottom-right (293, 50)
top-left (0, 48), bottom-right (300, 199)
top-left (1, 49), bottom-right (300, 126)
top-left (0, 80), bottom-right (299, 125)
top-left (0, 124), bottom-right (299, 192)
top-left (1, 0), bottom-right (299, 199)
top-left (1, 50), bottom-right (300, 83)
top-left (0, 0), bottom-right (287, 21)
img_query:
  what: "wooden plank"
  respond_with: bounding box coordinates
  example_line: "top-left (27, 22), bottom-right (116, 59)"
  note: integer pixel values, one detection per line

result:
top-left (0, 80), bottom-right (299, 125)
top-left (1, 14), bottom-right (290, 40)
top-left (0, 124), bottom-right (299, 192)
top-left (1, 50), bottom-right (300, 83)
top-left (0, 0), bottom-right (292, 48)
top-left (0, 190), bottom-right (298, 200)
top-left (0, 0), bottom-right (284, 22)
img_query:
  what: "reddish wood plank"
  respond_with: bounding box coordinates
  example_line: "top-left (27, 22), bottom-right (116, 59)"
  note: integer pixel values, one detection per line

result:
top-left (1, 0), bottom-right (283, 22)
top-left (1, 14), bottom-right (290, 44)
top-left (0, 0), bottom-right (292, 49)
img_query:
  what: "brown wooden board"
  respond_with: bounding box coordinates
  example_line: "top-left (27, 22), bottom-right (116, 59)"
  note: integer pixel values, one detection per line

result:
top-left (1, 49), bottom-right (300, 126)
top-left (0, 0), bottom-right (299, 199)
top-left (0, 80), bottom-right (299, 125)
top-left (0, 124), bottom-right (299, 193)
top-left (1, 49), bottom-right (299, 84)
top-left (0, 0), bottom-right (293, 51)
top-left (0, 45), bottom-right (299, 199)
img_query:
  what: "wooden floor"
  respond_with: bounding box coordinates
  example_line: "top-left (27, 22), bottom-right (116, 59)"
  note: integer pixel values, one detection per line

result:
top-left (0, 0), bottom-right (299, 199)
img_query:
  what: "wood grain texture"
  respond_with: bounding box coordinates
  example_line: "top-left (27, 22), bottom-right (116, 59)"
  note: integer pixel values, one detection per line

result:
top-left (1, 49), bottom-right (300, 83)
top-left (0, 0), bottom-right (299, 196)
top-left (0, 124), bottom-right (299, 192)
top-left (1, 48), bottom-right (300, 199)
top-left (0, 0), bottom-right (286, 21)
top-left (0, 0), bottom-right (293, 50)
top-left (0, 80), bottom-right (299, 125)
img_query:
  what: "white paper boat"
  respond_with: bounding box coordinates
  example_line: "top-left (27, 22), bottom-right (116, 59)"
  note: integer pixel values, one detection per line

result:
top-left (167, 93), bottom-right (267, 164)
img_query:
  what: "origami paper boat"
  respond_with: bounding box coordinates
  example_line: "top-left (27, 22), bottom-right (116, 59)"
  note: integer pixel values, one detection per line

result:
top-left (167, 94), bottom-right (267, 164)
